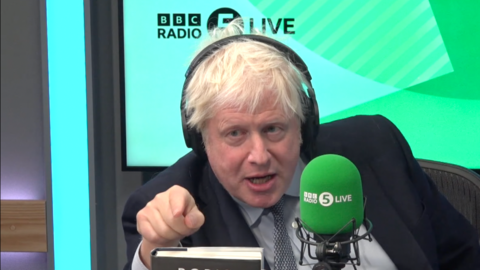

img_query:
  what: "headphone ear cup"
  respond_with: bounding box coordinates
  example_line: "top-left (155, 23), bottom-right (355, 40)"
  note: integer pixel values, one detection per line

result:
top-left (300, 115), bottom-right (312, 158)
top-left (191, 130), bottom-right (207, 160)
top-left (182, 111), bottom-right (192, 149)
top-left (299, 88), bottom-right (319, 160)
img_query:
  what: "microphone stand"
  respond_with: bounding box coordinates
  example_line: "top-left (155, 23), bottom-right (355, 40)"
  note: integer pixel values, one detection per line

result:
top-left (295, 198), bottom-right (373, 270)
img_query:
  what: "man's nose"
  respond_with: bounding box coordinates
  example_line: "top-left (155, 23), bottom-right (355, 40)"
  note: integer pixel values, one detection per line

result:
top-left (247, 134), bottom-right (270, 165)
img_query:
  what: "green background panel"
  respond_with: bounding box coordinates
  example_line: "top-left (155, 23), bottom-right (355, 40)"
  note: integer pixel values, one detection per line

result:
top-left (251, 0), bottom-right (455, 89)
top-left (322, 90), bottom-right (480, 168)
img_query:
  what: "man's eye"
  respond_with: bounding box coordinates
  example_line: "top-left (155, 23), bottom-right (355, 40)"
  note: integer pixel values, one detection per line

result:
top-left (266, 126), bottom-right (279, 133)
top-left (229, 130), bottom-right (241, 137)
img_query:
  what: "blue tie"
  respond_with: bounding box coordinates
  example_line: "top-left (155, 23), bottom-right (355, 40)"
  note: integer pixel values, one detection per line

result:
top-left (270, 196), bottom-right (298, 270)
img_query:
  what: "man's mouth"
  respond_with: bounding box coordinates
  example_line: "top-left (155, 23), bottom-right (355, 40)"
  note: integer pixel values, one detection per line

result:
top-left (247, 175), bottom-right (273, 184)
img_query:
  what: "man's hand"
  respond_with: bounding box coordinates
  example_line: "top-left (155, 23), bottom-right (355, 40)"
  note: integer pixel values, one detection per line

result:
top-left (136, 185), bottom-right (205, 268)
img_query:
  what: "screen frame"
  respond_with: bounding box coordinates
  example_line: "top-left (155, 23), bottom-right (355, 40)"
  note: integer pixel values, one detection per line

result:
top-left (119, 0), bottom-right (170, 171)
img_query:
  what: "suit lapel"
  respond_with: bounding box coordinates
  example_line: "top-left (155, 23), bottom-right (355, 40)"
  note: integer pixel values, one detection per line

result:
top-left (361, 162), bottom-right (433, 270)
top-left (315, 135), bottom-right (433, 270)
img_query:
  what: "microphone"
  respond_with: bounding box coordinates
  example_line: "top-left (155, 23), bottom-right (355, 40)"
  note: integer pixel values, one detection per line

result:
top-left (296, 154), bottom-right (373, 270)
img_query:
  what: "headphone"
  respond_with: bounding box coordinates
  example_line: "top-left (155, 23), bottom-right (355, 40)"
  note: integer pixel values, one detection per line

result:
top-left (181, 34), bottom-right (319, 160)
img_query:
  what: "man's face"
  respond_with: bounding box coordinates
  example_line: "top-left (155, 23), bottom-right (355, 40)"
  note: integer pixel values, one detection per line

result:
top-left (204, 98), bottom-right (301, 208)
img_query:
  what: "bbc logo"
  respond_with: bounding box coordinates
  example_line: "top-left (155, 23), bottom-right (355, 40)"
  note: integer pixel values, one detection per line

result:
top-left (304, 192), bottom-right (317, 199)
top-left (158, 13), bottom-right (201, 27)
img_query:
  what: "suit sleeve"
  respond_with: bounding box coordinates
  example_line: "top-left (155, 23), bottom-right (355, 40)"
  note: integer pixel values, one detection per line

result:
top-left (377, 115), bottom-right (480, 270)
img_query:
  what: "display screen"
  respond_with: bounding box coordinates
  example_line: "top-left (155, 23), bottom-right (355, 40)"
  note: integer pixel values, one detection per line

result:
top-left (120, 0), bottom-right (480, 170)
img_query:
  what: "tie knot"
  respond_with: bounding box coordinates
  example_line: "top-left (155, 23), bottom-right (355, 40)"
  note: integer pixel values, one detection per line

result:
top-left (269, 196), bottom-right (285, 216)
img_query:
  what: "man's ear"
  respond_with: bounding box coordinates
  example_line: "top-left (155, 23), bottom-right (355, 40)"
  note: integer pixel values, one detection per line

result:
top-left (298, 119), bottom-right (303, 145)
top-left (201, 129), bottom-right (209, 151)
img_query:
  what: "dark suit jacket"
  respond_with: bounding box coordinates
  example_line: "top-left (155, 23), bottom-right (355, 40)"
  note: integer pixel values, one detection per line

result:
top-left (122, 115), bottom-right (480, 270)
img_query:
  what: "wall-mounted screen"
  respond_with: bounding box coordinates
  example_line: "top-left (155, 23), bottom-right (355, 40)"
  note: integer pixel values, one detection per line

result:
top-left (120, 0), bottom-right (480, 170)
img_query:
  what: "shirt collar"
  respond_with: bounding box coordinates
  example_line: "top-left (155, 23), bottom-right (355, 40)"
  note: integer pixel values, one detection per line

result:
top-left (232, 160), bottom-right (306, 226)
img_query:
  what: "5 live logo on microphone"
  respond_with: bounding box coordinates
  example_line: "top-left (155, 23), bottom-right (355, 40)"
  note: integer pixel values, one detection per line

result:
top-left (157, 7), bottom-right (295, 39)
top-left (304, 192), bottom-right (353, 207)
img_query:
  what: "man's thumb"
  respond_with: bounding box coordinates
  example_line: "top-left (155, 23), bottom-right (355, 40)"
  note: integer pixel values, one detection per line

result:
top-left (184, 208), bottom-right (204, 229)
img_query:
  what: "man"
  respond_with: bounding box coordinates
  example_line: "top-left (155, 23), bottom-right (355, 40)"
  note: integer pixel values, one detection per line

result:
top-left (122, 20), bottom-right (480, 270)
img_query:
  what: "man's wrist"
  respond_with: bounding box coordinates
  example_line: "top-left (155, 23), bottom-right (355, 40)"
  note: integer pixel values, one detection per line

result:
top-left (139, 240), bottom-right (156, 269)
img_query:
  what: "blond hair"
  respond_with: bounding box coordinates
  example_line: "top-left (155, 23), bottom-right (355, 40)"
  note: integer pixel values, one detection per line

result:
top-left (184, 19), bottom-right (311, 133)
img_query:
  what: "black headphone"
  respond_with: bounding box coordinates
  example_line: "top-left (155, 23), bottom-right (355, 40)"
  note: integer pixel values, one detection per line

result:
top-left (181, 34), bottom-right (319, 160)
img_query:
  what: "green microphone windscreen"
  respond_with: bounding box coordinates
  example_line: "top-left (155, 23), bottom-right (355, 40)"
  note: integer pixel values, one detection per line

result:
top-left (300, 154), bottom-right (364, 235)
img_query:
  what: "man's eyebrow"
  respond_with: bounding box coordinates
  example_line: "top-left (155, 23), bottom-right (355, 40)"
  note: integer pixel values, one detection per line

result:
top-left (216, 112), bottom-right (290, 128)
top-left (269, 116), bottom-right (288, 122)
top-left (262, 115), bottom-right (289, 124)
top-left (218, 118), bottom-right (241, 130)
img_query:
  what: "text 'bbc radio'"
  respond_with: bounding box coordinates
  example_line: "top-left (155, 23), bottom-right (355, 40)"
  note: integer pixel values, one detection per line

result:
top-left (157, 13), bottom-right (202, 39)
